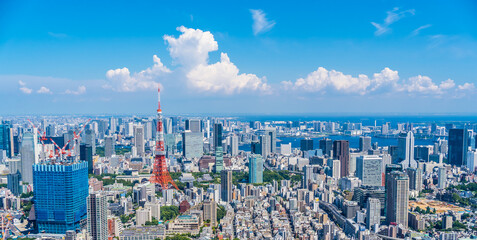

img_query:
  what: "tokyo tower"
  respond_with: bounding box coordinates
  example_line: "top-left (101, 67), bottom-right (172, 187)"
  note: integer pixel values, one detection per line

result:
top-left (149, 85), bottom-right (178, 190)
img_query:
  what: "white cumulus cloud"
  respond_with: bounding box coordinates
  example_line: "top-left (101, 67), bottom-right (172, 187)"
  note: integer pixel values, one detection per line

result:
top-left (18, 81), bottom-right (32, 94)
top-left (283, 67), bottom-right (370, 95)
top-left (166, 26), bottom-right (270, 94)
top-left (250, 9), bottom-right (276, 35)
top-left (284, 67), bottom-right (474, 97)
top-left (37, 86), bottom-right (52, 94)
top-left (164, 26), bottom-right (218, 67)
top-left (105, 55), bottom-right (170, 92)
top-left (106, 26), bottom-right (270, 95)
top-left (371, 7), bottom-right (415, 36)
top-left (458, 83), bottom-right (475, 91)
top-left (65, 86), bottom-right (86, 95)
top-left (187, 53), bottom-right (271, 94)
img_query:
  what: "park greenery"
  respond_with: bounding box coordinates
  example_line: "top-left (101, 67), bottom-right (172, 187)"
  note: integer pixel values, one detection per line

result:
top-left (161, 205), bottom-right (180, 221)
top-left (217, 205), bottom-right (226, 222)
top-left (95, 146), bottom-right (131, 157)
top-left (90, 173), bottom-right (138, 187)
top-left (20, 191), bottom-right (34, 198)
top-left (120, 213), bottom-right (135, 224)
top-left (145, 217), bottom-right (159, 226)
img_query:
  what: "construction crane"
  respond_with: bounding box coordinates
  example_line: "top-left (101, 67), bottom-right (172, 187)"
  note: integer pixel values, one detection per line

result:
top-left (48, 119), bottom-right (91, 162)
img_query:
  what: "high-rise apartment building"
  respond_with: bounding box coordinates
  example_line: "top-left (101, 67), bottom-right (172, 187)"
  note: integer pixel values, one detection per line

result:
top-left (87, 192), bottom-right (108, 240)
top-left (385, 171), bottom-right (409, 228)
top-left (333, 140), bottom-right (350, 178)
top-left (366, 198), bottom-right (381, 230)
top-left (33, 161), bottom-right (89, 233)
top-left (203, 200), bottom-right (217, 226)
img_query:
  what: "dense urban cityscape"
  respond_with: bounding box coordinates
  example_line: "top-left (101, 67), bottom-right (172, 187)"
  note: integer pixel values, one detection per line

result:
top-left (2, 1), bottom-right (477, 240)
top-left (1, 85), bottom-right (477, 240)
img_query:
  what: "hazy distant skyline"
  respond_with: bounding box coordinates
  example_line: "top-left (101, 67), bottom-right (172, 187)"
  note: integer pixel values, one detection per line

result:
top-left (1, 1), bottom-right (476, 115)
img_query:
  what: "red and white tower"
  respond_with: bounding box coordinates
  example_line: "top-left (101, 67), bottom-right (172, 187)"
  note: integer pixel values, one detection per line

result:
top-left (149, 85), bottom-right (178, 190)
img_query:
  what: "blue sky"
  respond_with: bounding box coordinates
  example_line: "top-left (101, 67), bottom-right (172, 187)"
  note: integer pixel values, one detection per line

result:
top-left (1, 0), bottom-right (476, 115)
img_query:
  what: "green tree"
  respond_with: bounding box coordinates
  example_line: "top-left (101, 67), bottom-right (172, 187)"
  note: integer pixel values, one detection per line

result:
top-left (161, 206), bottom-right (180, 221)
top-left (217, 205), bottom-right (226, 222)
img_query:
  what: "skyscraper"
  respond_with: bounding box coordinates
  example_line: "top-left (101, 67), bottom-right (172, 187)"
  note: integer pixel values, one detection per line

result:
top-left (385, 171), bottom-right (409, 227)
top-left (467, 150), bottom-right (477, 172)
top-left (7, 171), bottom-right (22, 196)
top-left (87, 192), bottom-right (108, 240)
top-left (300, 138), bottom-right (314, 152)
top-left (448, 129), bottom-right (468, 166)
top-left (221, 170), bottom-right (232, 203)
top-left (260, 135), bottom-right (271, 158)
top-left (203, 200), bottom-right (217, 226)
top-left (333, 140), bottom-right (350, 178)
top-left (397, 131), bottom-right (415, 168)
top-left (104, 136), bottom-right (115, 158)
top-left (33, 161), bottom-right (89, 233)
top-left (359, 136), bottom-right (372, 153)
top-left (109, 117), bottom-right (117, 133)
top-left (366, 198), bottom-right (381, 230)
top-left (213, 123), bottom-right (223, 149)
top-left (80, 144), bottom-right (94, 174)
top-left (134, 125), bottom-right (145, 157)
top-left (182, 131), bottom-right (203, 159)
top-left (0, 122), bottom-right (14, 158)
top-left (266, 129), bottom-right (277, 153)
top-left (21, 131), bottom-right (38, 184)
top-left (215, 146), bottom-right (223, 173)
top-left (319, 138), bottom-right (332, 156)
top-left (249, 154), bottom-right (263, 184)
top-left (356, 156), bottom-right (382, 187)
top-left (185, 119), bottom-right (202, 133)
top-left (251, 141), bottom-right (261, 155)
top-left (406, 168), bottom-right (423, 192)
top-left (438, 167), bottom-right (446, 189)
top-left (303, 165), bottom-right (314, 189)
top-left (84, 128), bottom-right (96, 155)
top-left (230, 135), bottom-right (239, 156)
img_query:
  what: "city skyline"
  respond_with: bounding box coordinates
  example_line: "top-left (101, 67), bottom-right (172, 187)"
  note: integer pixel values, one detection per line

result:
top-left (1, 1), bottom-right (477, 115)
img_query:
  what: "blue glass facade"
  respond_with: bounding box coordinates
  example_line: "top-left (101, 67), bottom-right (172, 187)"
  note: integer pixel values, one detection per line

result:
top-left (249, 154), bottom-right (263, 184)
top-left (0, 123), bottom-right (13, 158)
top-left (33, 162), bottom-right (89, 234)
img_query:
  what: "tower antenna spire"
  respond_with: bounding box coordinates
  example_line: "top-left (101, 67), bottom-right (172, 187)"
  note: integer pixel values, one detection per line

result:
top-left (150, 84), bottom-right (178, 190)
